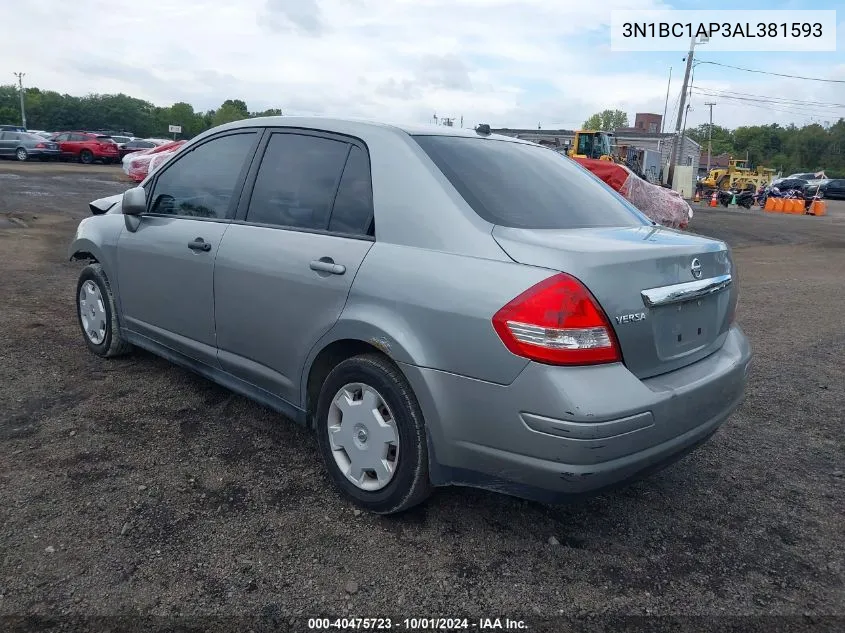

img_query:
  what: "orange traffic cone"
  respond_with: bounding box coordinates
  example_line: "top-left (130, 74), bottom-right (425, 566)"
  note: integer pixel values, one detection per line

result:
top-left (709, 192), bottom-right (718, 207)
top-left (693, 191), bottom-right (701, 203)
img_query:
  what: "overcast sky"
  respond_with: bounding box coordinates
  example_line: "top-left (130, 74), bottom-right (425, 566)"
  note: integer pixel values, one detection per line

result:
top-left (2, 0), bottom-right (843, 131)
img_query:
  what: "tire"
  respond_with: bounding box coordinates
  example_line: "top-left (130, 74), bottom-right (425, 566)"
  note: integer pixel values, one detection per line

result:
top-left (79, 149), bottom-right (94, 164)
top-left (76, 263), bottom-right (132, 358)
top-left (15, 148), bottom-right (28, 161)
top-left (315, 353), bottom-right (431, 514)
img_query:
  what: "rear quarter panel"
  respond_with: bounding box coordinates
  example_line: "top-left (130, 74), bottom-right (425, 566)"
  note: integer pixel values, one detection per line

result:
top-left (318, 242), bottom-right (556, 386)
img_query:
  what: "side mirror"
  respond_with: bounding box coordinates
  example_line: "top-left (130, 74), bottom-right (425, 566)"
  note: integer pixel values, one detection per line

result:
top-left (122, 186), bottom-right (146, 216)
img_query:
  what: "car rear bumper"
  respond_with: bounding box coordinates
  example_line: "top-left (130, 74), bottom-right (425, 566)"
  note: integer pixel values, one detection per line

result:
top-left (400, 325), bottom-right (751, 502)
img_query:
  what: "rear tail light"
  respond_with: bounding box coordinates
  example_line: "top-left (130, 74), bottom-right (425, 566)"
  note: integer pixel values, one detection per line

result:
top-left (492, 273), bottom-right (622, 366)
top-left (35, 143), bottom-right (45, 148)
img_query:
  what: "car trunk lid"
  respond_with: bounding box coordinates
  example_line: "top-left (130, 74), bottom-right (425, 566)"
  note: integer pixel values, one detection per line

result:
top-left (492, 225), bottom-right (737, 379)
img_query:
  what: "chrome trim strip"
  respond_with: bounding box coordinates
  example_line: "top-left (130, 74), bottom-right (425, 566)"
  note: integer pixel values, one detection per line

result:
top-left (641, 274), bottom-right (732, 308)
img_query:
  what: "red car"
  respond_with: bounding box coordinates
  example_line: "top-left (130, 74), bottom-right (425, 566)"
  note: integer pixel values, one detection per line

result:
top-left (51, 131), bottom-right (120, 164)
top-left (122, 140), bottom-right (187, 182)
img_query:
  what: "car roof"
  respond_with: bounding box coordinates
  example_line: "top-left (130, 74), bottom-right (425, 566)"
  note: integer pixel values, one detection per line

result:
top-left (213, 116), bottom-right (530, 144)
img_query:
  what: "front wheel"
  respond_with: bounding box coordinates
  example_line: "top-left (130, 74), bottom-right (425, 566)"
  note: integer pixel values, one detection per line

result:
top-left (15, 148), bottom-right (28, 161)
top-left (315, 354), bottom-right (431, 514)
top-left (76, 263), bottom-right (132, 358)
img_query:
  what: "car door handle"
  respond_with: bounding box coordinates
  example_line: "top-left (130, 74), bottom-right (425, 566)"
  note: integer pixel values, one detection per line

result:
top-left (188, 238), bottom-right (211, 252)
top-left (310, 258), bottom-right (346, 275)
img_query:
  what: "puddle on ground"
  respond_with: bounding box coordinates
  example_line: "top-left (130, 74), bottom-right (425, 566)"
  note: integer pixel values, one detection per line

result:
top-left (18, 191), bottom-right (52, 196)
top-left (0, 174), bottom-right (22, 180)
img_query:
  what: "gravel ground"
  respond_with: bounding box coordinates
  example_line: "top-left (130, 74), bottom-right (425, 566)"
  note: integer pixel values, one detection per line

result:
top-left (0, 163), bottom-right (843, 631)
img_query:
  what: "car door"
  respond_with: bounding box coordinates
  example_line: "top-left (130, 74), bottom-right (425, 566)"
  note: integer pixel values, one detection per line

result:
top-left (52, 133), bottom-right (72, 157)
top-left (0, 132), bottom-right (15, 156)
top-left (213, 131), bottom-right (376, 405)
top-left (830, 179), bottom-right (845, 199)
top-left (116, 130), bottom-right (261, 365)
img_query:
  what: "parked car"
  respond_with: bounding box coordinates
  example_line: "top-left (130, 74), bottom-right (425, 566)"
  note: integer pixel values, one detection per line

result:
top-left (0, 131), bottom-right (60, 161)
top-left (787, 171), bottom-right (825, 180)
top-left (770, 177), bottom-right (810, 191)
top-left (34, 131), bottom-right (55, 139)
top-left (118, 138), bottom-right (161, 159)
top-left (69, 119), bottom-right (751, 514)
top-left (810, 178), bottom-right (845, 200)
top-left (52, 131), bottom-right (120, 164)
top-left (122, 140), bottom-right (186, 181)
top-left (0, 124), bottom-right (27, 132)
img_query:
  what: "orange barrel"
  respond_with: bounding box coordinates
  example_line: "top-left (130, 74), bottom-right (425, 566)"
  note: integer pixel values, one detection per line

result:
top-left (772, 198), bottom-right (784, 212)
top-left (764, 197), bottom-right (776, 211)
top-left (811, 200), bottom-right (827, 216)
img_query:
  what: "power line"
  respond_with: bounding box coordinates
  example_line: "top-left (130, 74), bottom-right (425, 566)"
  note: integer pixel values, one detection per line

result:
top-left (689, 92), bottom-right (841, 121)
top-left (692, 87), bottom-right (845, 109)
top-left (690, 88), bottom-right (845, 116)
top-left (695, 60), bottom-right (845, 83)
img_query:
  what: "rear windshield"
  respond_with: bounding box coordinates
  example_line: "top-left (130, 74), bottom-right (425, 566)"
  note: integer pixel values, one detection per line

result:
top-left (413, 135), bottom-right (647, 229)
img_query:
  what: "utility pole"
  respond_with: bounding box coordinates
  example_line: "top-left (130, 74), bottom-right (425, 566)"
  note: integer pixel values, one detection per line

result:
top-left (667, 36), bottom-right (698, 188)
top-left (705, 102), bottom-right (716, 173)
top-left (13, 72), bottom-right (27, 129)
top-left (661, 66), bottom-right (672, 134)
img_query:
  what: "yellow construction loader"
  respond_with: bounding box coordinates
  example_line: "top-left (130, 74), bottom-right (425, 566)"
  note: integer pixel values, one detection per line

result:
top-left (700, 159), bottom-right (776, 192)
top-left (567, 130), bottom-right (617, 161)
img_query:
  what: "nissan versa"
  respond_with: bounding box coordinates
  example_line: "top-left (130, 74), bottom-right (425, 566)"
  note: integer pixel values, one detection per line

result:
top-left (68, 118), bottom-right (752, 514)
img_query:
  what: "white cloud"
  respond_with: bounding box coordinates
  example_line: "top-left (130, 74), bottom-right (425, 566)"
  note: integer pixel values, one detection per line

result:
top-left (2, 0), bottom-right (843, 130)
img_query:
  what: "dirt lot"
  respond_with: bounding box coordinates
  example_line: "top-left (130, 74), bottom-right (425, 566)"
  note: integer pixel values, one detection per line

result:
top-left (1, 162), bottom-right (843, 630)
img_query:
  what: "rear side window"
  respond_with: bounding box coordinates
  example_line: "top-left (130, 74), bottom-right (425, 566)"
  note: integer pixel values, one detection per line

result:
top-left (148, 132), bottom-right (257, 219)
top-left (245, 133), bottom-right (350, 230)
top-left (96, 136), bottom-right (114, 142)
top-left (329, 146), bottom-right (374, 236)
top-left (413, 136), bottom-right (646, 229)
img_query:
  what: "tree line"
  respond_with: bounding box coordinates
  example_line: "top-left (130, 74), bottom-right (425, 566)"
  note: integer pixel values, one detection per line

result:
top-left (686, 121), bottom-right (845, 178)
top-left (0, 85), bottom-right (281, 139)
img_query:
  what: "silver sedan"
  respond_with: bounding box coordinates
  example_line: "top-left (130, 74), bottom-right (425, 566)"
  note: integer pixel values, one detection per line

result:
top-left (69, 118), bottom-right (751, 514)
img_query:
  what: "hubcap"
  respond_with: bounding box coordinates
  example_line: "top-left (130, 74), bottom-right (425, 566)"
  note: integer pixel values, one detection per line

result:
top-left (78, 280), bottom-right (107, 345)
top-left (327, 383), bottom-right (399, 491)
top-left (16, 149), bottom-right (26, 160)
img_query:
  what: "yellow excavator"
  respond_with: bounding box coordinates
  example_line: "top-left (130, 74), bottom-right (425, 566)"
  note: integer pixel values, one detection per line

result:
top-left (567, 130), bottom-right (617, 161)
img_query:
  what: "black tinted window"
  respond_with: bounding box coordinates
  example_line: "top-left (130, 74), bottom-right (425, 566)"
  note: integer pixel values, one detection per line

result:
top-left (246, 133), bottom-right (349, 230)
top-left (149, 132), bottom-right (256, 219)
top-left (413, 136), bottom-right (646, 229)
top-left (329, 146), bottom-right (374, 236)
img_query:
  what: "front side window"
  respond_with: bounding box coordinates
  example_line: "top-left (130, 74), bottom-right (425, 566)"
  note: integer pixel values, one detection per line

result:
top-left (54, 133), bottom-right (70, 141)
top-left (245, 133), bottom-right (350, 230)
top-left (148, 132), bottom-right (257, 219)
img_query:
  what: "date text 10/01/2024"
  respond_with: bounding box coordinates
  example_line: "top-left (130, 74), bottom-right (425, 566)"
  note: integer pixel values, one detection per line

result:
top-left (621, 22), bottom-right (823, 39)
top-left (307, 618), bottom-right (528, 630)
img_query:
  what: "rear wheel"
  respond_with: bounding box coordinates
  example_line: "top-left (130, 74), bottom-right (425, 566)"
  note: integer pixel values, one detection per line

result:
top-left (79, 149), bottom-right (94, 164)
top-left (15, 148), bottom-right (27, 161)
top-left (315, 354), bottom-right (431, 514)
